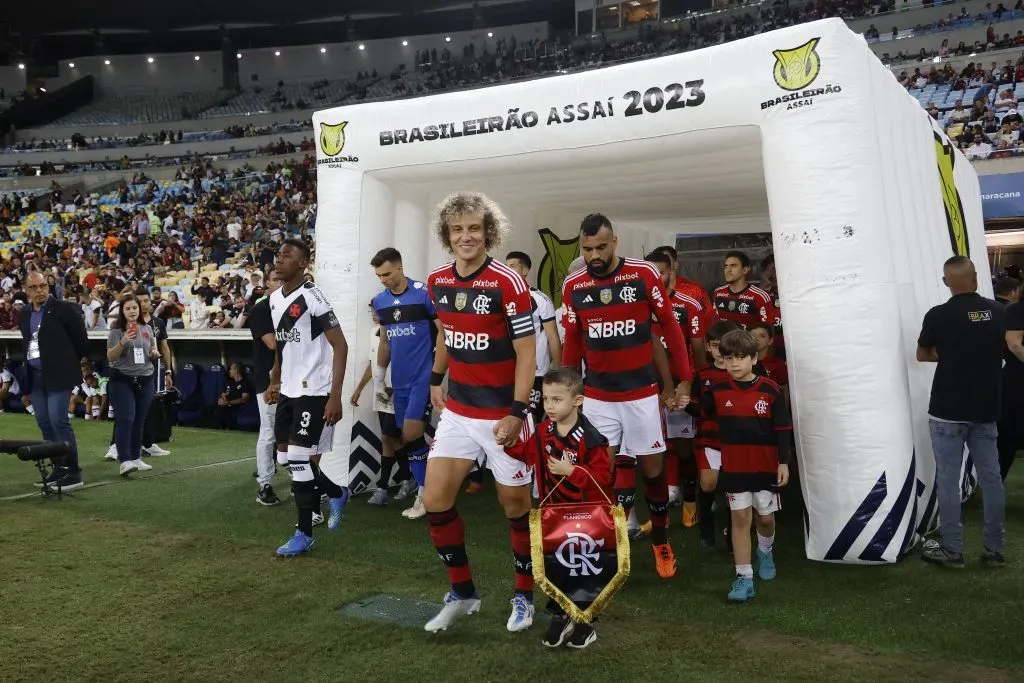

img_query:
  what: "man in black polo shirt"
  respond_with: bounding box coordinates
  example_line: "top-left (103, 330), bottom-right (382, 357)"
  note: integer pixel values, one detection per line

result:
top-left (917, 256), bottom-right (1006, 568)
top-left (1000, 278), bottom-right (1024, 480)
top-left (249, 270), bottom-right (282, 506)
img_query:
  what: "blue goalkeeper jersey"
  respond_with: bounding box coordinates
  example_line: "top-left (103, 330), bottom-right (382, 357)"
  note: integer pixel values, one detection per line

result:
top-left (372, 278), bottom-right (436, 390)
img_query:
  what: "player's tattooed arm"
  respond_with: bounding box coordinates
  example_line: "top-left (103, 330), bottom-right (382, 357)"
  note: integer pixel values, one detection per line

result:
top-left (651, 337), bottom-right (676, 411)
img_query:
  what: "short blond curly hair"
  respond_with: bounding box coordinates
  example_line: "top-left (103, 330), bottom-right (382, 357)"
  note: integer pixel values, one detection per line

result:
top-left (433, 191), bottom-right (511, 254)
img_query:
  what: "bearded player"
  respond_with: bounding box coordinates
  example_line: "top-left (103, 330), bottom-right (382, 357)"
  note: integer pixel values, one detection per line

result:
top-left (561, 214), bottom-right (691, 578)
top-left (422, 192), bottom-right (538, 634)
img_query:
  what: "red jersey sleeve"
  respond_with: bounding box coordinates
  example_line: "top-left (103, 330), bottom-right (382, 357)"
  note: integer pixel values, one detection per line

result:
top-left (505, 432), bottom-right (539, 466)
top-left (759, 289), bottom-right (780, 327)
top-left (502, 271), bottom-right (535, 341)
top-left (560, 279), bottom-right (583, 370)
top-left (695, 290), bottom-right (713, 339)
top-left (565, 441), bottom-right (612, 492)
top-left (646, 268), bottom-right (691, 382)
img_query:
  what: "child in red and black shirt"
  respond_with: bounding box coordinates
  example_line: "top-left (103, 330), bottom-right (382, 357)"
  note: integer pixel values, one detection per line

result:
top-left (690, 319), bottom-right (740, 549)
top-left (689, 329), bottom-right (791, 604)
top-left (506, 367), bottom-right (611, 650)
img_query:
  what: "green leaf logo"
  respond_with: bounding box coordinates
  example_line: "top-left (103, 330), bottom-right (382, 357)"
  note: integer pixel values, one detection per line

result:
top-left (320, 121), bottom-right (347, 157)
top-left (535, 228), bottom-right (580, 308)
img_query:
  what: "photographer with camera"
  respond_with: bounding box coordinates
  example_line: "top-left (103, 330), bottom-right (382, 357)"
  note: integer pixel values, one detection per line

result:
top-left (19, 271), bottom-right (90, 490)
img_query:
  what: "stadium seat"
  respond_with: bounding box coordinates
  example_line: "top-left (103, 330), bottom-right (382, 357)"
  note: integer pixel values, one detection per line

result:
top-left (175, 363), bottom-right (204, 425)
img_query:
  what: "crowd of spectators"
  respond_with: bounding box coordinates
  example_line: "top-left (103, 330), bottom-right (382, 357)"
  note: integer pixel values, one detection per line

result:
top-left (7, 0), bottom-right (1019, 178)
top-left (0, 121), bottom-right (311, 155)
top-left (0, 158), bottom-right (317, 333)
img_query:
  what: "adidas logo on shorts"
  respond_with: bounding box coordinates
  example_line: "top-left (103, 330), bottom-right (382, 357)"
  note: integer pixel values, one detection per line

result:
top-left (724, 400), bottom-right (733, 407)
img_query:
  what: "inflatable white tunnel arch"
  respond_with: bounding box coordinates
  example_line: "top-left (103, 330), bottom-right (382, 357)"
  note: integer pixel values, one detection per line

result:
top-left (311, 18), bottom-right (989, 564)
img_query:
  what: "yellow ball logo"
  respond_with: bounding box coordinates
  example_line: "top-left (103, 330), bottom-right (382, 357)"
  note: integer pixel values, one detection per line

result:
top-left (772, 38), bottom-right (821, 92)
top-left (319, 121), bottom-right (347, 157)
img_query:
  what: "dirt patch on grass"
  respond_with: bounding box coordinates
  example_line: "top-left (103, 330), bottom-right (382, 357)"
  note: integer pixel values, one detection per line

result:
top-left (737, 629), bottom-right (1024, 682)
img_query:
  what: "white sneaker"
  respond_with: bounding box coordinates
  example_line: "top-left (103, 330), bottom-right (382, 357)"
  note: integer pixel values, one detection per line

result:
top-left (119, 461), bottom-right (138, 476)
top-left (424, 591), bottom-right (481, 633)
top-left (104, 444), bottom-right (118, 461)
top-left (506, 595), bottom-right (535, 632)
top-left (312, 511), bottom-right (325, 527)
top-left (133, 459), bottom-right (153, 472)
top-left (143, 444), bottom-right (171, 456)
top-left (402, 495), bottom-right (426, 519)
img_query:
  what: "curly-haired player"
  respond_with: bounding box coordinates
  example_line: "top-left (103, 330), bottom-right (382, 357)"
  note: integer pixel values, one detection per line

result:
top-left (422, 192), bottom-right (539, 634)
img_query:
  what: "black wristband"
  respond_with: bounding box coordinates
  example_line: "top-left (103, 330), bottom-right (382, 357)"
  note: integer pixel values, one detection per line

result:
top-left (510, 401), bottom-right (529, 419)
top-left (430, 371), bottom-right (445, 387)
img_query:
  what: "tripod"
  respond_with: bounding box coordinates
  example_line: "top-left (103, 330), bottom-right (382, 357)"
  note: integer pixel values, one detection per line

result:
top-left (0, 439), bottom-right (76, 499)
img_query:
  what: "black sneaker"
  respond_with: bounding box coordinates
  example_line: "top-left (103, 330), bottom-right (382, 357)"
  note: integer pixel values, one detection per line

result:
top-left (699, 533), bottom-right (716, 551)
top-left (37, 467), bottom-right (67, 488)
top-left (541, 615), bottom-right (574, 648)
top-left (42, 468), bottom-right (84, 491)
top-left (566, 622), bottom-right (597, 649)
top-left (981, 549), bottom-right (1006, 568)
top-left (922, 544), bottom-right (965, 569)
top-left (257, 485), bottom-right (281, 506)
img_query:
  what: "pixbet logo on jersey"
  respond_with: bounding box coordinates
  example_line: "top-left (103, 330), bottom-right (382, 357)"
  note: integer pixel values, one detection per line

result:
top-left (445, 329), bottom-right (490, 350)
top-left (588, 320), bottom-right (636, 338)
top-left (387, 325), bottom-right (417, 339)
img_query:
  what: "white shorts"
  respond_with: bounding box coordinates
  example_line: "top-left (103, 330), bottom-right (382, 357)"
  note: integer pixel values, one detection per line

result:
top-left (726, 490), bottom-right (780, 515)
top-left (583, 394), bottom-right (664, 457)
top-left (430, 410), bottom-right (533, 487)
top-left (664, 408), bottom-right (695, 440)
top-left (697, 447), bottom-right (721, 471)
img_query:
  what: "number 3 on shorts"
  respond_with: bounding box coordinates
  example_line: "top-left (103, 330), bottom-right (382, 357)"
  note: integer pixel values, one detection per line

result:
top-left (300, 411), bottom-right (311, 428)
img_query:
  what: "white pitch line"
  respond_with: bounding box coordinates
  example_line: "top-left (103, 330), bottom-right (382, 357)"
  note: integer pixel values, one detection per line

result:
top-left (0, 456), bottom-right (253, 502)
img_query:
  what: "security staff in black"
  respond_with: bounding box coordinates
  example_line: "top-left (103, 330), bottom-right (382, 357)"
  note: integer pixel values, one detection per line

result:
top-left (19, 271), bottom-right (90, 489)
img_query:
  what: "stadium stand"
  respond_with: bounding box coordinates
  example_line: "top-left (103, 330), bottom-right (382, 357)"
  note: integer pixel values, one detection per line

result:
top-left (6, 1), bottom-right (1024, 177)
top-left (48, 90), bottom-right (235, 126)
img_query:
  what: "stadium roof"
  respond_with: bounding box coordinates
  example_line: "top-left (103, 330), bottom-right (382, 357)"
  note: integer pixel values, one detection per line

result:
top-left (16, 0), bottom-right (553, 34)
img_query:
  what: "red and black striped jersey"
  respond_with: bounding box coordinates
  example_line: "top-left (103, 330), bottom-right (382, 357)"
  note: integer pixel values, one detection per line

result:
top-left (712, 283), bottom-right (778, 329)
top-left (562, 258), bottom-right (691, 402)
top-left (760, 354), bottom-right (788, 386)
top-left (427, 257), bottom-right (534, 420)
top-left (654, 284), bottom-right (712, 381)
top-left (505, 414), bottom-right (612, 504)
top-left (675, 278), bottom-right (714, 340)
top-left (694, 375), bottom-right (792, 493)
top-left (690, 364), bottom-right (731, 449)
top-left (765, 285), bottom-right (786, 356)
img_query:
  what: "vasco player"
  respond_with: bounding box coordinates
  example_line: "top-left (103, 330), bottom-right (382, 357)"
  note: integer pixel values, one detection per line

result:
top-left (561, 214), bottom-right (691, 578)
top-left (713, 251), bottom-right (778, 330)
top-left (370, 247), bottom-right (437, 519)
top-left (422, 192), bottom-right (538, 634)
top-left (266, 239), bottom-right (351, 557)
top-left (645, 249), bottom-right (712, 528)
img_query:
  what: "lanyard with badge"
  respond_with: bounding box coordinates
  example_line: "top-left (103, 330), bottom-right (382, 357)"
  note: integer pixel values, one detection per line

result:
top-left (127, 321), bottom-right (146, 365)
top-left (28, 330), bottom-right (40, 360)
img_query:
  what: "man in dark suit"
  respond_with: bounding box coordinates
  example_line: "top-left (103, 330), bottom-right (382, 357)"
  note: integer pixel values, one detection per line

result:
top-left (20, 271), bottom-right (90, 489)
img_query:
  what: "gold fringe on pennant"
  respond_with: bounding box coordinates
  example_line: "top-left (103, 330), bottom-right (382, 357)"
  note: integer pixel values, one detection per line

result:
top-left (529, 504), bottom-right (631, 624)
